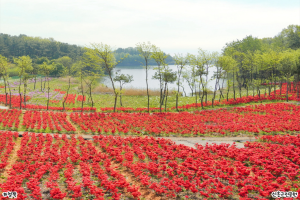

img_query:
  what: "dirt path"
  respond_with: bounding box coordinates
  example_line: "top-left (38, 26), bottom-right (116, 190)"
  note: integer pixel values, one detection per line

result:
top-left (0, 137), bottom-right (22, 188)
top-left (66, 115), bottom-right (82, 136)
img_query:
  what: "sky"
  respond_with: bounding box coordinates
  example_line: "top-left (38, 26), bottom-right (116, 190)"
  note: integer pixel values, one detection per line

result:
top-left (0, 0), bottom-right (299, 56)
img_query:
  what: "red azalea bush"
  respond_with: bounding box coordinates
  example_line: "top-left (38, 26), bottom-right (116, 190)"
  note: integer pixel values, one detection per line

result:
top-left (0, 132), bottom-right (141, 200)
top-left (0, 131), bottom-right (299, 199)
top-left (64, 94), bottom-right (76, 104)
top-left (0, 94), bottom-right (30, 108)
top-left (92, 134), bottom-right (300, 199)
top-left (22, 111), bottom-right (76, 133)
top-left (77, 95), bottom-right (86, 102)
top-left (70, 103), bottom-right (300, 136)
top-left (0, 109), bottom-right (21, 130)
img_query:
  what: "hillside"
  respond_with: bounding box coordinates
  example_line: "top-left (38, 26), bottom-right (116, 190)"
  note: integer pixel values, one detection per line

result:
top-left (0, 33), bottom-right (174, 66)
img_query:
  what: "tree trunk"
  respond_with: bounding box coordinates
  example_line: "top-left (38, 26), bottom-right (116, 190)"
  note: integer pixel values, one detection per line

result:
top-left (114, 95), bottom-right (118, 112)
top-left (120, 83), bottom-right (123, 107)
top-left (164, 86), bottom-right (168, 112)
top-left (160, 88), bottom-right (163, 112)
top-left (274, 73), bottom-right (277, 97)
top-left (159, 66), bottom-right (162, 113)
top-left (286, 75), bottom-right (289, 102)
top-left (81, 72), bottom-right (84, 112)
top-left (19, 76), bottom-right (22, 110)
top-left (34, 76), bottom-right (36, 90)
top-left (195, 81), bottom-right (198, 109)
top-left (297, 74), bottom-right (299, 100)
top-left (181, 85), bottom-right (186, 97)
top-left (90, 83), bottom-right (94, 109)
top-left (44, 77), bottom-right (46, 90)
top-left (161, 82), bottom-right (167, 106)
top-left (47, 77), bottom-right (50, 110)
top-left (23, 82), bottom-right (27, 110)
top-left (145, 60), bottom-right (150, 113)
top-left (7, 81), bottom-right (11, 109)
top-left (233, 72), bottom-right (236, 100)
top-left (3, 76), bottom-right (7, 106)
top-left (63, 77), bottom-right (71, 111)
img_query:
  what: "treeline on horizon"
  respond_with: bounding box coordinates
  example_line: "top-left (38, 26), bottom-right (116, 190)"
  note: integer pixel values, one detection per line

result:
top-left (0, 24), bottom-right (299, 79)
top-left (0, 25), bottom-right (300, 112)
top-left (0, 33), bottom-right (174, 66)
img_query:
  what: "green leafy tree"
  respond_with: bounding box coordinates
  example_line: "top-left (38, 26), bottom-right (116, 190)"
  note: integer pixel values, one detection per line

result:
top-left (173, 53), bottom-right (189, 111)
top-left (113, 71), bottom-right (133, 107)
top-left (83, 71), bottom-right (101, 109)
top-left (14, 56), bottom-right (33, 109)
top-left (182, 67), bottom-right (196, 97)
top-left (218, 55), bottom-right (237, 101)
top-left (136, 42), bottom-right (153, 113)
top-left (281, 25), bottom-right (300, 50)
top-left (84, 43), bottom-right (128, 112)
top-left (279, 50), bottom-right (297, 101)
top-left (40, 62), bottom-right (55, 110)
top-left (161, 67), bottom-right (177, 111)
top-left (151, 45), bottom-right (168, 112)
top-left (261, 50), bottom-right (281, 96)
top-left (0, 55), bottom-right (10, 106)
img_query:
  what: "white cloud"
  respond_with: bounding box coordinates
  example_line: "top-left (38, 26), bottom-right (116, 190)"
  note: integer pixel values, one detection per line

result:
top-left (1, 0), bottom-right (299, 56)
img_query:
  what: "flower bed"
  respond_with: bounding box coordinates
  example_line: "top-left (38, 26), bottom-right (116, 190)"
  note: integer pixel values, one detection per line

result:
top-left (70, 103), bottom-right (300, 136)
top-left (92, 134), bottom-right (300, 199)
top-left (0, 132), bottom-right (141, 200)
top-left (0, 109), bottom-right (21, 130)
top-left (22, 111), bottom-right (76, 133)
top-left (0, 131), bottom-right (299, 199)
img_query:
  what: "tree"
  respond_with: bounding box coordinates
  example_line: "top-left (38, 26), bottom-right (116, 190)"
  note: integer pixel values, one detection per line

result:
top-left (113, 71), bottom-right (133, 107)
top-left (84, 43), bottom-right (127, 112)
top-left (40, 62), bottom-right (54, 110)
top-left (161, 67), bottom-right (177, 111)
top-left (14, 56), bottom-right (33, 109)
top-left (182, 68), bottom-right (196, 97)
top-left (281, 25), bottom-right (300, 50)
top-left (73, 61), bottom-right (86, 111)
top-left (136, 42), bottom-right (153, 113)
top-left (214, 54), bottom-right (229, 106)
top-left (173, 53), bottom-right (189, 111)
top-left (61, 61), bottom-right (76, 111)
top-left (83, 71), bottom-right (101, 109)
top-left (0, 55), bottom-right (9, 105)
top-left (188, 53), bottom-right (203, 108)
top-left (279, 50), bottom-right (297, 102)
top-left (35, 57), bottom-right (50, 91)
top-left (151, 45), bottom-right (168, 112)
top-left (261, 49), bottom-right (281, 96)
top-left (218, 55), bottom-right (237, 101)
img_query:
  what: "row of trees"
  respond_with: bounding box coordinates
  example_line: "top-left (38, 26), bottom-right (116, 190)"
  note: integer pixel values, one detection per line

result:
top-left (0, 24), bottom-right (299, 112)
top-left (83, 40), bottom-right (300, 113)
top-left (0, 44), bottom-right (299, 112)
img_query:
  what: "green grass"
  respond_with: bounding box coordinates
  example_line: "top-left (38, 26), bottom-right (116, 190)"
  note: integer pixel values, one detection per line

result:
top-left (0, 77), bottom-right (291, 112)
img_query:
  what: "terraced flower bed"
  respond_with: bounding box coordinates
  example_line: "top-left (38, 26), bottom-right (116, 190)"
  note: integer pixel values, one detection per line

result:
top-left (69, 103), bottom-right (300, 137)
top-left (0, 131), bottom-right (299, 199)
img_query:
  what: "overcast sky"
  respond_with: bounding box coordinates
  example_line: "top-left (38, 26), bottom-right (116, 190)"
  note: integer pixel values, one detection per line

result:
top-left (1, 0), bottom-right (299, 56)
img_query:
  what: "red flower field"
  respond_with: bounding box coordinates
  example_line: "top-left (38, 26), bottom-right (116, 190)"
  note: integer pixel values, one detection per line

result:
top-left (0, 131), bottom-right (299, 199)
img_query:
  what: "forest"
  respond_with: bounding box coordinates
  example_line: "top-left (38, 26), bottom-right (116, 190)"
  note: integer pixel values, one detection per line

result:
top-left (0, 33), bottom-right (174, 68)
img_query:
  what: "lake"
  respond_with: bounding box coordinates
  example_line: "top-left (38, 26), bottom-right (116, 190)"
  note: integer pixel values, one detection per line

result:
top-left (102, 65), bottom-right (226, 96)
